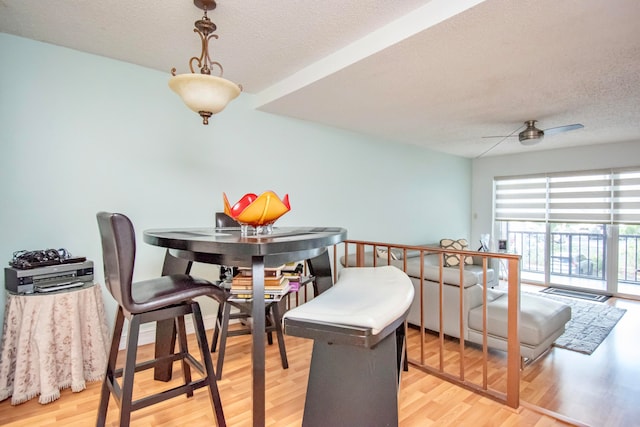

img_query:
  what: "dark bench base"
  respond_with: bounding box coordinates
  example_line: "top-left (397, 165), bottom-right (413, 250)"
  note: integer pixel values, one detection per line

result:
top-left (302, 329), bottom-right (400, 427)
top-left (283, 266), bottom-right (414, 427)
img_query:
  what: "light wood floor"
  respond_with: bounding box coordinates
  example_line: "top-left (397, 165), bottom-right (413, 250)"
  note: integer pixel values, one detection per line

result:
top-left (404, 290), bottom-right (640, 427)
top-left (1, 330), bottom-right (569, 426)
top-left (519, 290), bottom-right (640, 427)
top-left (1, 292), bottom-right (637, 426)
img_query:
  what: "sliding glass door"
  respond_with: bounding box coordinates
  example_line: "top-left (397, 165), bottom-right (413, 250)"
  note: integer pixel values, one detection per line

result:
top-left (617, 224), bottom-right (640, 296)
top-left (549, 222), bottom-right (606, 291)
top-left (498, 221), bottom-right (640, 296)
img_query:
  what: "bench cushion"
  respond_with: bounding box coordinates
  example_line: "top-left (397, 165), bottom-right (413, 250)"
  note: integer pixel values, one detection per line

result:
top-left (282, 266), bottom-right (414, 335)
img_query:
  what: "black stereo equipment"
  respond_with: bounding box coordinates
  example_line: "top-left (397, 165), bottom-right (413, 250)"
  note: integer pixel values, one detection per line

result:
top-left (4, 260), bottom-right (94, 294)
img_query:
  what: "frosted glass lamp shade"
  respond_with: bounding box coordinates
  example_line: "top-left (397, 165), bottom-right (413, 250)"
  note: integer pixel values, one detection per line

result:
top-left (169, 73), bottom-right (241, 124)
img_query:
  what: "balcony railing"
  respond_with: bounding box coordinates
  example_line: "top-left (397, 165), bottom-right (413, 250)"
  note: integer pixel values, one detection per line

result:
top-left (507, 230), bottom-right (640, 285)
top-left (619, 234), bottom-right (640, 283)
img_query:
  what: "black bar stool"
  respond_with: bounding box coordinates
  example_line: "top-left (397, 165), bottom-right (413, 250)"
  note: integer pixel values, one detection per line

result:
top-left (96, 212), bottom-right (226, 427)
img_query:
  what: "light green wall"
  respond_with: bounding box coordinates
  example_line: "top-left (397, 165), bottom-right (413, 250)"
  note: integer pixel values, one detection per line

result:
top-left (0, 33), bottom-right (472, 326)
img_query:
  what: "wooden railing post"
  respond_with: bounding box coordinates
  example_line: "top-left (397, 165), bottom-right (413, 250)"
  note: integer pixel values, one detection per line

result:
top-left (506, 256), bottom-right (521, 408)
top-left (356, 243), bottom-right (365, 267)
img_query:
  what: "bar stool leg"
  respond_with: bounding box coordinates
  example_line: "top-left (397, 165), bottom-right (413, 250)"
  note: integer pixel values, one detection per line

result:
top-left (175, 315), bottom-right (193, 398)
top-left (97, 307), bottom-right (125, 427)
top-left (271, 303), bottom-right (288, 369)
top-left (119, 315), bottom-right (142, 427)
top-left (210, 303), bottom-right (224, 353)
top-left (190, 302), bottom-right (226, 427)
top-left (215, 302), bottom-right (233, 380)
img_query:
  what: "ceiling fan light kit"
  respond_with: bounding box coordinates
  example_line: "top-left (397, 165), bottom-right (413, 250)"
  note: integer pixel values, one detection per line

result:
top-left (519, 120), bottom-right (545, 144)
top-left (169, 0), bottom-right (242, 125)
top-left (517, 120), bottom-right (585, 145)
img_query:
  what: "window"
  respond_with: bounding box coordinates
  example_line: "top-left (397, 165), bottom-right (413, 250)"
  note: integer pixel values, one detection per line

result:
top-left (494, 168), bottom-right (640, 296)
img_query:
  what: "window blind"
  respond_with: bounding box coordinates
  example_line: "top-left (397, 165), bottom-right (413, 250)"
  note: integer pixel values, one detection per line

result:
top-left (494, 168), bottom-right (640, 225)
top-left (495, 177), bottom-right (547, 221)
top-left (613, 170), bottom-right (640, 224)
top-left (547, 172), bottom-right (611, 223)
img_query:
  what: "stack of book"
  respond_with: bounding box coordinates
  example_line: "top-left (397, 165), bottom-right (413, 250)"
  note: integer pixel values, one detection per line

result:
top-left (281, 262), bottom-right (304, 292)
top-left (229, 265), bottom-right (290, 302)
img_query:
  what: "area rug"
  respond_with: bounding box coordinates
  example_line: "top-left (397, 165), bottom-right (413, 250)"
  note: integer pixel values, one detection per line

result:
top-left (540, 287), bottom-right (610, 302)
top-left (528, 292), bottom-right (626, 355)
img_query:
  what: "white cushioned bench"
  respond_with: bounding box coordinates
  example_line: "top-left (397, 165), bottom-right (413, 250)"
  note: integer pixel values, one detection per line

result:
top-left (283, 266), bottom-right (414, 427)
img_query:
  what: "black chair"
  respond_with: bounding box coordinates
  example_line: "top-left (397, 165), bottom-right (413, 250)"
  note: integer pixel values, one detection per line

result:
top-left (208, 213), bottom-right (288, 379)
top-left (306, 248), bottom-right (334, 297)
top-left (280, 248), bottom-right (333, 311)
top-left (96, 212), bottom-right (226, 427)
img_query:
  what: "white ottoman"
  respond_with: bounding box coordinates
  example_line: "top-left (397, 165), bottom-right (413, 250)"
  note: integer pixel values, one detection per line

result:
top-left (468, 293), bottom-right (571, 360)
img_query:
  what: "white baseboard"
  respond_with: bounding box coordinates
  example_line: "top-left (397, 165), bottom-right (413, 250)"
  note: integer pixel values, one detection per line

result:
top-left (118, 313), bottom-right (219, 350)
top-left (115, 292), bottom-right (309, 350)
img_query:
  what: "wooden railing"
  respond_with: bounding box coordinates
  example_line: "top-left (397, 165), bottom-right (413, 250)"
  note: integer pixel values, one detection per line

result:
top-left (331, 240), bottom-right (522, 409)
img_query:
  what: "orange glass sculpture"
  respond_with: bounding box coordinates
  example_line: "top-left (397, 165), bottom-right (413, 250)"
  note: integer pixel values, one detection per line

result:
top-left (223, 191), bottom-right (291, 234)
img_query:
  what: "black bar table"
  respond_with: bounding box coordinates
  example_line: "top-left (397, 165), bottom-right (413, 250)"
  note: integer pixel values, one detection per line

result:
top-left (143, 226), bottom-right (346, 427)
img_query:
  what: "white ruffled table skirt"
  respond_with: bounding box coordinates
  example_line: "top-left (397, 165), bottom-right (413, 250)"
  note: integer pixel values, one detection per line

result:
top-left (0, 283), bottom-right (110, 405)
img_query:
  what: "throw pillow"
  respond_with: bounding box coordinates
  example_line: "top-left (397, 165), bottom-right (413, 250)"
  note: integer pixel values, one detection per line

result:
top-left (376, 248), bottom-right (398, 260)
top-left (440, 238), bottom-right (474, 267)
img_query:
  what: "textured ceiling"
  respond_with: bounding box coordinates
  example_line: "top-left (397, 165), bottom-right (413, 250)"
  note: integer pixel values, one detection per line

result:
top-left (1, 0), bottom-right (639, 158)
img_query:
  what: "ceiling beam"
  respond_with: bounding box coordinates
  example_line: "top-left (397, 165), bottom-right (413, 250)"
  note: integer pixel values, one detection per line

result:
top-left (252, 0), bottom-right (488, 110)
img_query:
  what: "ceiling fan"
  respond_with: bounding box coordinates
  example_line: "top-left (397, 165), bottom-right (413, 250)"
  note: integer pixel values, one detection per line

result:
top-left (484, 120), bottom-right (584, 146)
top-left (477, 119), bottom-right (585, 158)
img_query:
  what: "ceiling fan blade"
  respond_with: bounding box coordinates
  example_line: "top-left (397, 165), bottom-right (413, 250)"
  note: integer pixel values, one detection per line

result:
top-left (543, 123), bottom-right (584, 136)
top-left (477, 123), bottom-right (526, 157)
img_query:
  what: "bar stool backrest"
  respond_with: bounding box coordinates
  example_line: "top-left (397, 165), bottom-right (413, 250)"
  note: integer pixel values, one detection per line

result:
top-left (96, 212), bottom-right (137, 313)
top-left (215, 212), bottom-right (239, 228)
top-left (307, 249), bottom-right (333, 297)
